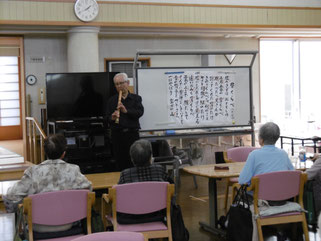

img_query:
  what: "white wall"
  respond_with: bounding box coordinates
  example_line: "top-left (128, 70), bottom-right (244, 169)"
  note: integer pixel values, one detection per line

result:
top-left (24, 35), bottom-right (259, 124)
top-left (24, 36), bottom-right (67, 124)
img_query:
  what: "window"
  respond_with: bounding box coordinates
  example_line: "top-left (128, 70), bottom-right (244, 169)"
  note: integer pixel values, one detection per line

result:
top-left (0, 56), bottom-right (20, 126)
top-left (108, 61), bottom-right (141, 79)
top-left (260, 39), bottom-right (321, 137)
top-left (105, 57), bottom-right (150, 87)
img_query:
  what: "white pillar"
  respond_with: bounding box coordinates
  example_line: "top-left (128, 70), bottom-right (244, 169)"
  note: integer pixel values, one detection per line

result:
top-left (67, 26), bottom-right (100, 72)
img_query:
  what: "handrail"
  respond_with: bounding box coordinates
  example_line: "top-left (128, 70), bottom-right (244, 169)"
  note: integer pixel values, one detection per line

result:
top-left (26, 117), bottom-right (47, 164)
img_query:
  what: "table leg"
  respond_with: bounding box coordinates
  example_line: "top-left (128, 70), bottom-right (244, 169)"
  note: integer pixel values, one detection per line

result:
top-left (199, 178), bottom-right (225, 236)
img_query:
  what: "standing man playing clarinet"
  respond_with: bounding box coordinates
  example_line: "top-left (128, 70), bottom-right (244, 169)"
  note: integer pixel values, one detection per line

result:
top-left (107, 73), bottom-right (144, 171)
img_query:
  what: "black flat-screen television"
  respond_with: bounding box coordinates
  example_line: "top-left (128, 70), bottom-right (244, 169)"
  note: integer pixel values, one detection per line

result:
top-left (46, 72), bottom-right (117, 121)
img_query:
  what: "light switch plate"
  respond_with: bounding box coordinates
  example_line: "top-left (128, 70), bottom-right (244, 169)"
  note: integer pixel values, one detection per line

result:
top-left (38, 88), bottom-right (46, 104)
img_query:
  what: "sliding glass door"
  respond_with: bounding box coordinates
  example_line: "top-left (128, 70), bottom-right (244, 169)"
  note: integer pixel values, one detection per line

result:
top-left (0, 38), bottom-right (23, 140)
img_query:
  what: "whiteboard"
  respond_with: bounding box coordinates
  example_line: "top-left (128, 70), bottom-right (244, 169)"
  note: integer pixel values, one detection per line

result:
top-left (136, 67), bottom-right (252, 131)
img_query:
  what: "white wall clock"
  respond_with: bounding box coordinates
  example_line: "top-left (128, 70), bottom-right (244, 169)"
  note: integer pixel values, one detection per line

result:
top-left (26, 74), bottom-right (37, 85)
top-left (74, 0), bottom-right (99, 22)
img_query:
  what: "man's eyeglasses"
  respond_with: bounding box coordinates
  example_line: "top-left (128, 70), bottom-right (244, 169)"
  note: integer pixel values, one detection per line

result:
top-left (115, 81), bottom-right (127, 86)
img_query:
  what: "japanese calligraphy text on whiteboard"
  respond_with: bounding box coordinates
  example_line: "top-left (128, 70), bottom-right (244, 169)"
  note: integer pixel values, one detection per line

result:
top-left (167, 71), bottom-right (236, 127)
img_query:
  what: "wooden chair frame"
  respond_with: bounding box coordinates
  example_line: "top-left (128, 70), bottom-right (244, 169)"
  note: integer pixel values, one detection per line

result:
top-left (223, 150), bottom-right (236, 214)
top-left (231, 172), bottom-right (309, 241)
top-left (23, 191), bottom-right (95, 241)
top-left (102, 183), bottom-right (174, 241)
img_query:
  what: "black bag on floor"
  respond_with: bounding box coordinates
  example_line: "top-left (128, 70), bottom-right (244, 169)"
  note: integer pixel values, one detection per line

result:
top-left (171, 203), bottom-right (189, 241)
top-left (82, 209), bottom-right (104, 234)
top-left (226, 184), bottom-right (253, 241)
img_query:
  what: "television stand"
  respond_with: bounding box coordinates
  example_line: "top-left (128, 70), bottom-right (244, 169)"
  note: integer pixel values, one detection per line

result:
top-left (47, 119), bottom-right (116, 174)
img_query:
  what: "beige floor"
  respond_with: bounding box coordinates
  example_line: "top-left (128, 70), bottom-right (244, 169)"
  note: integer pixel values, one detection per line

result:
top-left (0, 140), bottom-right (23, 156)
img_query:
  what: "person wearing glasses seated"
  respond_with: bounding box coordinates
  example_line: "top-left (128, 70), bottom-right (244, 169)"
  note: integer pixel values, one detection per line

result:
top-left (117, 139), bottom-right (173, 224)
top-left (3, 134), bottom-right (92, 233)
top-left (107, 73), bottom-right (144, 172)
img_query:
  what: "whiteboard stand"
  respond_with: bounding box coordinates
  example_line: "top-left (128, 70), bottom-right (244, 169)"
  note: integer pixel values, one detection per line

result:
top-left (134, 50), bottom-right (257, 146)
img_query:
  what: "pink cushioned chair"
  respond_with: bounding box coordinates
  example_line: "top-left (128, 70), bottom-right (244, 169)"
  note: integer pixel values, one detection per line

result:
top-left (71, 231), bottom-right (144, 241)
top-left (102, 182), bottom-right (174, 241)
top-left (223, 146), bottom-right (259, 213)
top-left (248, 171), bottom-right (309, 241)
top-left (23, 190), bottom-right (95, 241)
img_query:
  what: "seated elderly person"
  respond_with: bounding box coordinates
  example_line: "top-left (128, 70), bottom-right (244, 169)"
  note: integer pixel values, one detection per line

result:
top-left (307, 154), bottom-right (321, 180)
top-left (118, 139), bottom-right (173, 184)
top-left (117, 139), bottom-right (173, 224)
top-left (305, 154), bottom-right (321, 220)
top-left (238, 122), bottom-right (296, 241)
top-left (239, 122), bottom-right (295, 185)
top-left (4, 134), bottom-right (92, 233)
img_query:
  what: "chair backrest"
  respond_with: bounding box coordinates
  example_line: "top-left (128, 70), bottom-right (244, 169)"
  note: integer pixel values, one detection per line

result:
top-left (113, 182), bottom-right (169, 215)
top-left (253, 170), bottom-right (302, 201)
top-left (226, 146), bottom-right (259, 162)
top-left (71, 231), bottom-right (145, 241)
top-left (26, 189), bottom-right (90, 225)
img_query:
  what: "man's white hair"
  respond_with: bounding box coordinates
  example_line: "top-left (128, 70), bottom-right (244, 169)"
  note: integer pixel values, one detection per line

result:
top-left (114, 73), bottom-right (128, 82)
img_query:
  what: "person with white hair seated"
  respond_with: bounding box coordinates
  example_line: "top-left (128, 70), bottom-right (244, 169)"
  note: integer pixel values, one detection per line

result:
top-left (237, 122), bottom-right (296, 241)
top-left (118, 139), bottom-right (173, 184)
top-left (117, 139), bottom-right (174, 225)
top-left (239, 122), bottom-right (295, 187)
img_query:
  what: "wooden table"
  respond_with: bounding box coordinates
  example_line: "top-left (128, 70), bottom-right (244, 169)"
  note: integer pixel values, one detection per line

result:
top-left (0, 172), bottom-right (120, 201)
top-left (183, 162), bottom-right (245, 236)
top-left (85, 172), bottom-right (120, 190)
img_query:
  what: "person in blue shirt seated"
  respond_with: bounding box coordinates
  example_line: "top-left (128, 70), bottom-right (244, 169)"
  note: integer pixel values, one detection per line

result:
top-left (237, 122), bottom-right (296, 241)
top-left (238, 122), bottom-right (295, 186)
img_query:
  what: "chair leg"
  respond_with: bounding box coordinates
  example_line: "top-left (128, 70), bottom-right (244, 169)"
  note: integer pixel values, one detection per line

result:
top-left (302, 215), bottom-right (310, 241)
top-left (192, 175), bottom-right (198, 189)
top-left (143, 234), bottom-right (149, 241)
top-left (224, 179), bottom-right (231, 214)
